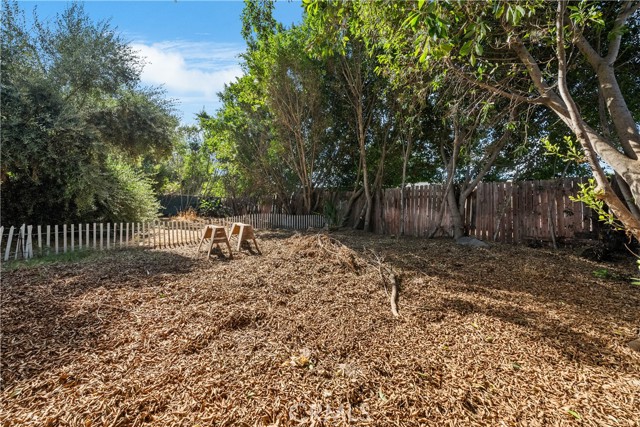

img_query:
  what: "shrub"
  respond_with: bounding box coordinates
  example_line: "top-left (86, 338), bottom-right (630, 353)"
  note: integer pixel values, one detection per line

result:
top-left (95, 158), bottom-right (161, 223)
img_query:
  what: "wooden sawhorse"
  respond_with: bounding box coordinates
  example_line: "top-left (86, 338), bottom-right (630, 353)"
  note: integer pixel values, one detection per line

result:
top-left (229, 223), bottom-right (260, 253)
top-left (197, 225), bottom-right (233, 259)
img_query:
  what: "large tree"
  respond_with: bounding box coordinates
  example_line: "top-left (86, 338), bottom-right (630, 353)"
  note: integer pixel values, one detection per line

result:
top-left (1, 1), bottom-right (177, 224)
top-left (307, 0), bottom-right (640, 239)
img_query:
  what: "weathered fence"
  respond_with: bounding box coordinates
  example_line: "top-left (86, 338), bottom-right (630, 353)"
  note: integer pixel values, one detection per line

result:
top-left (225, 179), bottom-right (599, 243)
top-left (373, 179), bottom-right (598, 242)
top-left (0, 214), bottom-right (326, 262)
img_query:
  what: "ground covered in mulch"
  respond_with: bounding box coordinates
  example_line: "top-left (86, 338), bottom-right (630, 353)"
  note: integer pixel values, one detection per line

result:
top-left (1, 230), bottom-right (639, 426)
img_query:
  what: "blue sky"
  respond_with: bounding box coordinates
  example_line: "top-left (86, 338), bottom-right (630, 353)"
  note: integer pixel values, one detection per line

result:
top-left (19, 1), bottom-right (304, 125)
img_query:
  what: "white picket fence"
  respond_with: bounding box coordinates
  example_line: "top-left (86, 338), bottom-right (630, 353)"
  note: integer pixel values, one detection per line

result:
top-left (0, 214), bottom-right (326, 261)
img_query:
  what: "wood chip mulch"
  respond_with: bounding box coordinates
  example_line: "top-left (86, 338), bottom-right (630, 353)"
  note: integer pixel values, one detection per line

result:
top-left (1, 230), bottom-right (639, 426)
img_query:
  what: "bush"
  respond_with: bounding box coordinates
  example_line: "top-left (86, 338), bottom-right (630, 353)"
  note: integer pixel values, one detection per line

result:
top-left (95, 158), bottom-right (161, 223)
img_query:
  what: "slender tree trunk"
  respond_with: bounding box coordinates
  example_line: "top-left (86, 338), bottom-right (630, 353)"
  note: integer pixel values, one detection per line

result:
top-left (399, 134), bottom-right (413, 237)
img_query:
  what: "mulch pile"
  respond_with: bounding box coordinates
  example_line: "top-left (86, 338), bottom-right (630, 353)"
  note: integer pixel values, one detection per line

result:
top-left (1, 230), bottom-right (639, 426)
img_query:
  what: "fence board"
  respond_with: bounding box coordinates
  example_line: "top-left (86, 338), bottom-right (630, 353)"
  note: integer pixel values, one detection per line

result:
top-left (4, 226), bottom-right (14, 261)
top-left (37, 225), bottom-right (42, 255)
top-left (26, 225), bottom-right (33, 258)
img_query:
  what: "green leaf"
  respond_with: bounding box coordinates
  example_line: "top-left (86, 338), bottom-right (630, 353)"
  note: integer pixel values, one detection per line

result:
top-left (474, 43), bottom-right (483, 56)
top-left (460, 39), bottom-right (473, 56)
top-left (418, 0), bottom-right (426, 10)
top-left (566, 409), bottom-right (582, 420)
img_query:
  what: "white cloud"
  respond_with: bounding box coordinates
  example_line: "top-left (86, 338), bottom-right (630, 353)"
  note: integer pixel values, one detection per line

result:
top-left (132, 40), bottom-right (245, 123)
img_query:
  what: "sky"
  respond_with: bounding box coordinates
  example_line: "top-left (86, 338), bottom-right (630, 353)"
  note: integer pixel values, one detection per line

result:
top-left (20, 0), bottom-right (304, 125)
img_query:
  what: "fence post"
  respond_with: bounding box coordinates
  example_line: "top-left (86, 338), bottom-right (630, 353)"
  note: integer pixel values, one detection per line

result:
top-left (15, 224), bottom-right (25, 260)
top-left (71, 224), bottom-right (75, 252)
top-left (78, 224), bottom-right (82, 250)
top-left (46, 225), bottom-right (51, 255)
top-left (55, 225), bottom-right (59, 254)
top-left (26, 225), bottom-right (33, 258)
top-left (37, 225), bottom-right (42, 256)
top-left (4, 226), bottom-right (14, 261)
top-left (0, 226), bottom-right (4, 260)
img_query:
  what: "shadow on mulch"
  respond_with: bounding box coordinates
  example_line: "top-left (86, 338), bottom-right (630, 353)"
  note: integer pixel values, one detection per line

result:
top-left (0, 250), bottom-right (198, 388)
top-left (329, 232), bottom-right (639, 368)
top-left (440, 296), bottom-right (631, 370)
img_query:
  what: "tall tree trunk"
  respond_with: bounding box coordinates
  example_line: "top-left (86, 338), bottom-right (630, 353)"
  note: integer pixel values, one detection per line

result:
top-left (399, 133), bottom-right (413, 237)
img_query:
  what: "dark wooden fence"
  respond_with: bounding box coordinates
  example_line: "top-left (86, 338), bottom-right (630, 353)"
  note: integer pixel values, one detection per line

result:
top-left (373, 179), bottom-right (598, 243)
top-left (222, 179), bottom-right (599, 244)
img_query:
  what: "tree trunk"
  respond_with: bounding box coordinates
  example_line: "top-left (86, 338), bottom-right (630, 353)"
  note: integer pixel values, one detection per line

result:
top-left (399, 134), bottom-right (413, 237)
top-left (447, 183), bottom-right (465, 239)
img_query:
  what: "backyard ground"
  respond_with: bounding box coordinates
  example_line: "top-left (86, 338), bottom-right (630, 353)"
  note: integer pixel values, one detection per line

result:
top-left (1, 230), bottom-right (639, 426)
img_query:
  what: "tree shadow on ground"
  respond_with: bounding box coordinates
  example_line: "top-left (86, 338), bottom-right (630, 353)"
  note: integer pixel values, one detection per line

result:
top-left (330, 232), bottom-right (639, 369)
top-left (0, 250), bottom-right (198, 389)
top-left (437, 296), bottom-right (635, 372)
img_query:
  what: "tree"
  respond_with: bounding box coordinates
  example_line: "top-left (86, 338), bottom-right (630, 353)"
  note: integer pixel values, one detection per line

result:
top-left (314, 0), bottom-right (640, 239)
top-left (1, 1), bottom-right (177, 224)
top-left (264, 26), bottom-right (329, 214)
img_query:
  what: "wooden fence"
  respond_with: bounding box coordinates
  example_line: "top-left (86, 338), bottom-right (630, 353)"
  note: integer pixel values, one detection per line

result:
top-left (0, 214), bottom-right (326, 262)
top-left (373, 179), bottom-right (598, 242)
top-left (231, 178), bottom-right (599, 243)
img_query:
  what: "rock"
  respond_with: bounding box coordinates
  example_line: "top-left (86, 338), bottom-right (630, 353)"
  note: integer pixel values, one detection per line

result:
top-left (628, 339), bottom-right (640, 353)
top-left (456, 236), bottom-right (490, 248)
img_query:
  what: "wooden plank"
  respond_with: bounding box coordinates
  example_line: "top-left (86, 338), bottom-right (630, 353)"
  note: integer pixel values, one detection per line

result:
top-left (541, 180), bottom-right (550, 241)
top-left (126, 222), bottom-right (130, 247)
top-left (93, 223), bottom-right (97, 250)
top-left (86, 224), bottom-right (89, 251)
top-left (78, 224), bottom-right (82, 250)
top-left (15, 225), bottom-right (23, 260)
top-left (0, 227), bottom-right (4, 259)
top-left (37, 225), bottom-right (42, 255)
top-left (26, 225), bottom-right (33, 258)
top-left (63, 224), bottom-right (67, 254)
top-left (47, 225), bottom-right (51, 254)
top-left (487, 183), bottom-right (495, 241)
top-left (555, 181), bottom-right (565, 239)
top-left (4, 226), bottom-right (14, 261)
top-left (70, 224), bottom-right (75, 252)
top-left (563, 179), bottom-right (574, 237)
top-left (504, 182), bottom-right (513, 243)
top-left (476, 183), bottom-right (484, 240)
